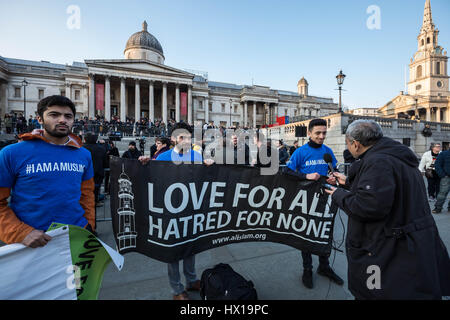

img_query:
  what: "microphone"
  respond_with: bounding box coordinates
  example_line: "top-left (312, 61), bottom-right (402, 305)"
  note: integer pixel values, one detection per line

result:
top-left (323, 153), bottom-right (339, 186)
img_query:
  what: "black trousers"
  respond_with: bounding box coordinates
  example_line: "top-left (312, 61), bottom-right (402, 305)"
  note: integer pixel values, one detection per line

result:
top-left (427, 175), bottom-right (441, 197)
top-left (104, 169), bottom-right (110, 193)
top-left (301, 251), bottom-right (330, 270)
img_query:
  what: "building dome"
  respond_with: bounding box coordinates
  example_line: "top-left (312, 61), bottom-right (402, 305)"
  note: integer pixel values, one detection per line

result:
top-left (124, 21), bottom-right (165, 63)
top-left (297, 77), bottom-right (309, 96)
top-left (298, 77), bottom-right (308, 85)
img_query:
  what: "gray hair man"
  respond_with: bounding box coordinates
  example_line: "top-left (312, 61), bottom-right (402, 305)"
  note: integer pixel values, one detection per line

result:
top-left (325, 120), bottom-right (450, 299)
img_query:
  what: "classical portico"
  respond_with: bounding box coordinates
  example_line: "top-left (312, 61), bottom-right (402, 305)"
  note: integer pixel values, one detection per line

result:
top-left (85, 60), bottom-right (194, 124)
top-left (84, 21), bottom-right (195, 124)
top-left (240, 85), bottom-right (279, 127)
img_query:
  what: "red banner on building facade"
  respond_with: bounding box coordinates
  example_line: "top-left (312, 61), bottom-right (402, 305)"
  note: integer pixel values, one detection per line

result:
top-left (181, 92), bottom-right (187, 116)
top-left (96, 83), bottom-right (104, 111)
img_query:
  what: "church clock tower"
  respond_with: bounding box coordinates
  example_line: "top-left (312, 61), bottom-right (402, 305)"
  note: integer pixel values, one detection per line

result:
top-left (408, 0), bottom-right (448, 97)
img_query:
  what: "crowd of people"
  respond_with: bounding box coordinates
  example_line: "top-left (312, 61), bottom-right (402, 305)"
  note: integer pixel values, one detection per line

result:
top-left (1, 113), bottom-right (40, 134)
top-left (71, 116), bottom-right (177, 138)
top-left (0, 95), bottom-right (449, 301)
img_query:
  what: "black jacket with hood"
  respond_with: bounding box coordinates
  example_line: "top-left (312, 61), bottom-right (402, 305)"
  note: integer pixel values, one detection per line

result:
top-left (332, 137), bottom-right (450, 299)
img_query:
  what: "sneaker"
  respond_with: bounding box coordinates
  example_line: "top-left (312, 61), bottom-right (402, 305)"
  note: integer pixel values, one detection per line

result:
top-left (432, 209), bottom-right (442, 214)
top-left (173, 291), bottom-right (189, 300)
top-left (429, 196), bottom-right (435, 201)
top-left (302, 269), bottom-right (313, 289)
top-left (186, 280), bottom-right (201, 291)
top-left (317, 266), bottom-right (344, 285)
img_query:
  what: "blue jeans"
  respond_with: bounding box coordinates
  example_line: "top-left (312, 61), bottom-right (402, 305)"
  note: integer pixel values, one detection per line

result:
top-left (301, 251), bottom-right (330, 271)
top-left (434, 176), bottom-right (450, 210)
top-left (167, 255), bottom-right (197, 295)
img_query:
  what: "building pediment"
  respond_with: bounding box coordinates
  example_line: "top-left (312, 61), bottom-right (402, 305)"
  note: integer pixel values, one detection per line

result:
top-left (84, 59), bottom-right (194, 80)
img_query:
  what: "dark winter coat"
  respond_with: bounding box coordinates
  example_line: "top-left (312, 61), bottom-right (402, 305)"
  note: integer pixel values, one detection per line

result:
top-left (83, 143), bottom-right (108, 184)
top-left (434, 150), bottom-right (450, 178)
top-left (332, 137), bottom-right (450, 299)
top-left (122, 148), bottom-right (142, 160)
top-left (105, 146), bottom-right (120, 168)
top-left (278, 146), bottom-right (289, 165)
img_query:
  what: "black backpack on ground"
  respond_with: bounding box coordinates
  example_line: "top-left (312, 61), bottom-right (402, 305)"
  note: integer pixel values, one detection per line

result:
top-left (200, 263), bottom-right (258, 300)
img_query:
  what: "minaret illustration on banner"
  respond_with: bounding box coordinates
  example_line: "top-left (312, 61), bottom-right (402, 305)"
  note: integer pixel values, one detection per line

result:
top-left (116, 164), bottom-right (137, 250)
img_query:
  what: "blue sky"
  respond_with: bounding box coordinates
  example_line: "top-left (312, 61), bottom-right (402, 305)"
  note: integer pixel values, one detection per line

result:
top-left (0, 0), bottom-right (449, 109)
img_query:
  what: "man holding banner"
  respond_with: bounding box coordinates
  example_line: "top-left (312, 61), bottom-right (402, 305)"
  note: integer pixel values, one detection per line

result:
top-left (286, 118), bottom-right (344, 289)
top-left (139, 121), bottom-right (204, 300)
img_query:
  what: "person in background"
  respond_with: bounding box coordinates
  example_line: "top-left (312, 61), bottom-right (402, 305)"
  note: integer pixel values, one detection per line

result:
top-left (432, 148), bottom-right (450, 214)
top-left (151, 137), bottom-right (171, 160)
top-left (83, 132), bottom-right (107, 207)
top-left (277, 140), bottom-right (289, 165)
top-left (419, 143), bottom-right (442, 201)
top-left (122, 141), bottom-right (142, 159)
top-left (289, 140), bottom-right (299, 157)
top-left (104, 141), bottom-right (119, 194)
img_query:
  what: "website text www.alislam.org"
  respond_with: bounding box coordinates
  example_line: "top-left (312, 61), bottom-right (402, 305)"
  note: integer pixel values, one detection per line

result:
top-left (212, 233), bottom-right (267, 245)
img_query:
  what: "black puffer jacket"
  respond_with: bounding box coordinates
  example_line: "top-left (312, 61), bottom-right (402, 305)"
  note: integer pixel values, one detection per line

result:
top-left (333, 137), bottom-right (450, 299)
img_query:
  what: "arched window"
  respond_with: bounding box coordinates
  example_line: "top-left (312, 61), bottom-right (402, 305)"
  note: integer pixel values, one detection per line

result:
top-left (436, 62), bottom-right (441, 75)
top-left (427, 37), bottom-right (430, 44)
top-left (416, 65), bottom-right (423, 78)
top-left (421, 39), bottom-right (425, 46)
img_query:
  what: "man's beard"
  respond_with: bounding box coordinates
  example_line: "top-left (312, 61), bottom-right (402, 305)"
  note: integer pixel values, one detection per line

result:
top-left (43, 122), bottom-right (71, 138)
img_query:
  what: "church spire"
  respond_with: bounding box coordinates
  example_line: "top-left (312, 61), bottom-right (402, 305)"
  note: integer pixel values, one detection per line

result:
top-left (421, 0), bottom-right (435, 32)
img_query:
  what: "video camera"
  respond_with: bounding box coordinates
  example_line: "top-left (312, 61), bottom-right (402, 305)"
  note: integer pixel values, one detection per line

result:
top-left (137, 137), bottom-right (146, 152)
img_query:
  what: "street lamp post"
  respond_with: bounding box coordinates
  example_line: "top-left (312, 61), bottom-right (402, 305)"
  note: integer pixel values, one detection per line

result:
top-left (22, 79), bottom-right (28, 118)
top-left (336, 70), bottom-right (346, 113)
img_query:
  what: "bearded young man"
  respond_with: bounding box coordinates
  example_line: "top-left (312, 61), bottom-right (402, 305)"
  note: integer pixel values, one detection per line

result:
top-left (0, 95), bottom-right (95, 248)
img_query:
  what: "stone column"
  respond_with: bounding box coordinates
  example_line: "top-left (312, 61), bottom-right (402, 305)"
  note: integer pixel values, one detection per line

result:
top-left (175, 84), bottom-right (180, 122)
top-left (105, 76), bottom-right (111, 121)
top-left (88, 74), bottom-right (95, 119)
top-left (244, 101), bottom-right (248, 127)
top-left (83, 84), bottom-right (88, 116)
top-left (135, 79), bottom-right (140, 121)
top-left (162, 81), bottom-right (168, 125)
top-left (66, 83), bottom-right (71, 100)
top-left (436, 107), bottom-right (441, 122)
top-left (205, 97), bottom-right (209, 124)
top-left (253, 101), bottom-right (257, 128)
top-left (188, 86), bottom-right (193, 125)
top-left (149, 81), bottom-right (154, 122)
top-left (120, 77), bottom-right (126, 122)
top-left (426, 107), bottom-right (431, 122)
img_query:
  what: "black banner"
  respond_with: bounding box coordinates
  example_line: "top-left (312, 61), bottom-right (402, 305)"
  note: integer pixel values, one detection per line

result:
top-left (110, 157), bottom-right (338, 263)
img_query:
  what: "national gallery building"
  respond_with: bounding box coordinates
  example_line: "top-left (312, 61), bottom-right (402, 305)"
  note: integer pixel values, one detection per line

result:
top-left (0, 21), bottom-right (338, 127)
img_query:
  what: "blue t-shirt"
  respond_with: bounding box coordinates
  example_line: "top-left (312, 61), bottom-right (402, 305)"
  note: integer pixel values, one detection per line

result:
top-left (287, 143), bottom-right (337, 176)
top-left (155, 149), bottom-right (203, 163)
top-left (0, 139), bottom-right (94, 231)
